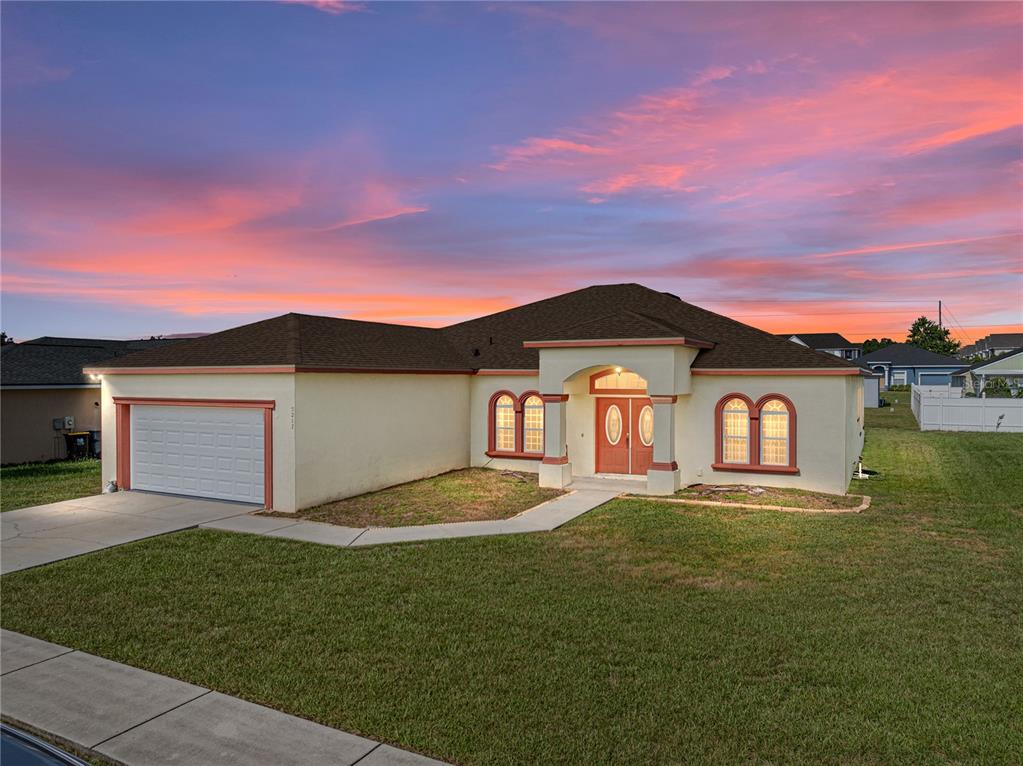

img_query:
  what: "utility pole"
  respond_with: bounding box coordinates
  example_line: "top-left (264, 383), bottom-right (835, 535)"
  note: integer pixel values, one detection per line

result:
top-left (938, 300), bottom-right (942, 328)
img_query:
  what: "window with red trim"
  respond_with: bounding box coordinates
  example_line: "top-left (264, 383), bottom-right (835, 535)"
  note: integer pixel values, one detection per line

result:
top-left (713, 393), bottom-right (797, 474)
top-left (487, 390), bottom-right (545, 459)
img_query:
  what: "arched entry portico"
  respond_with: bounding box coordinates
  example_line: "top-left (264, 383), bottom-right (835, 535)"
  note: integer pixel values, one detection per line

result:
top-left (531, 344), bottom-right (700, 495)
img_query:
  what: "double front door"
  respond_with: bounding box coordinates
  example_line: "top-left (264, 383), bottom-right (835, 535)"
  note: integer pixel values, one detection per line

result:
top-left (595, 397), bottom-right (654, 475)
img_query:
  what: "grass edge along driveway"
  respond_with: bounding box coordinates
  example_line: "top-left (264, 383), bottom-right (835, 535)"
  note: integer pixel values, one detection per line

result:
top-left (3, 406), bottom-right (1021, 765)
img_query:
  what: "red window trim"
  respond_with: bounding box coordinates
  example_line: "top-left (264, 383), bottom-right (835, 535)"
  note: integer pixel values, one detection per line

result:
top-left (486, 390), bottom-right (545, 460)
top-left (588, 369), bottom-right (648, 396)
top-left (713, 392), bottom-right (798, 475)
top-left (113, 397), bottom-right (275, 509)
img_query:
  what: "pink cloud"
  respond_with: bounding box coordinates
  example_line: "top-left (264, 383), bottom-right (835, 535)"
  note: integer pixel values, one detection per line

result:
top-left (280, 1), bottom-right (365, 16)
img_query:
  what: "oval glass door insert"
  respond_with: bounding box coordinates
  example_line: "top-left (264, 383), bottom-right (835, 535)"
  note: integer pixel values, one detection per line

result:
top-left (638, 405), bottom-right (654, 446)
top-left (605, 405), bottom-right (623, 445)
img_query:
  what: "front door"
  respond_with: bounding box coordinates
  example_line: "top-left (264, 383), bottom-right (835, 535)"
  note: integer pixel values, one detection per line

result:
top-left (595, 397), bottom-right (653, 475)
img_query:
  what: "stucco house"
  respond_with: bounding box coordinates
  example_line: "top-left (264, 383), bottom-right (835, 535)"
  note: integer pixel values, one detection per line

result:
top-left (952, 347), bottom-right (1023, 395)
top-left (1, 336), bottom-right (177, 464)
top-left (858, 343), bottom-right (962, 388)
top-left (85, 284), bottom-right (867, 511)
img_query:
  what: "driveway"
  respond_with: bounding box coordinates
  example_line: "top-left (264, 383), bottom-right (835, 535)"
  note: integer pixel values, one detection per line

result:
top-left (1, 492), bottom-right (253, 574)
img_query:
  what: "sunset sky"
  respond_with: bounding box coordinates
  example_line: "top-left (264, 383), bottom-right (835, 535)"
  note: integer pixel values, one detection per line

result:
top-left (2, 1), bottom-right (1021, 344)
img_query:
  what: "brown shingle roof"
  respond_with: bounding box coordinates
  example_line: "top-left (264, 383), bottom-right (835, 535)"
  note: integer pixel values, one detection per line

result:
top-left (91, 314), bottom-right (471, 372)
top-left (443, 284), bottom-right (858, 370)
top-left (92, 284), bottom-right (860, 372)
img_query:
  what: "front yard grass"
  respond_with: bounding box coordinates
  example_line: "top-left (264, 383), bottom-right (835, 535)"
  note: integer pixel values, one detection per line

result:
top-left (0, 459), bottom-right (101, 513)
top-left (3, 407), bottom-right (1022, 764)
top-left (269, 467), bottom-right (563, 527)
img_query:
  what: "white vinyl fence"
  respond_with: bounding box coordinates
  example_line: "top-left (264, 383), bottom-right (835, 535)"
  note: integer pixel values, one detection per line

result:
top-left (911, 384), bottom-right (1023, 432)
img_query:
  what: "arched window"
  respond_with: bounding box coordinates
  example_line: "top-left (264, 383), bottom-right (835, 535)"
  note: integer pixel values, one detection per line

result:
top-left (759, 399), bottom-right (789, 466)
top-left (486, 390), bottom-right (546, 459)
top-left (714, 393), bottom-right (797, 474)
top-left (522, 395), bottom-right (544, 453)
top-left (721, 397), bottom-right (750, 464)
top-left (493, 394), bottom-right (516, 452)
top-left (590, 368), bottom-right (648, 395)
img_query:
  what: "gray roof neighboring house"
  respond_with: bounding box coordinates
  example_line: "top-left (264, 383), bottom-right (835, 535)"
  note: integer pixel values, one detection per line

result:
top-left (858, 343), bottom-right (962, 367)
top-left (778, 332), bottom-right (857, 349)
top-left (1, 337), bottom-right (180, 387)
top-left (86, 284), bottom-right (862, 374)
top-left (977, 333), bottom-right (1023, 350)
top-left (951, 347), bottom-right (1023, 376)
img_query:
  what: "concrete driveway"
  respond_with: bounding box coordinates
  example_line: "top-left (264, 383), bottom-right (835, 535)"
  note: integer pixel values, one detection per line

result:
top-left (1, 492), bottom-right (254, 575)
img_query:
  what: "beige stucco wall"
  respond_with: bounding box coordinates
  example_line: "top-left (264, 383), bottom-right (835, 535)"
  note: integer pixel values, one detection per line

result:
top-left (295, 373), bottom-right (470, 509)
top-left (1, 388), bottom-right (102, 464)
top-left (675, 374), bottom-right (860, 495)
top-left (538, 345), bottom-right (698, 395)
top-left (98, 373), bottom-right (298, 511)
top-left (469, 374), bottom-right (542, 472)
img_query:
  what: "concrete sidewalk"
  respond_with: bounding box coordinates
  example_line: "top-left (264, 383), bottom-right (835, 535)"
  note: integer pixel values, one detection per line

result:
top-left (1, 492), bottom-right (253, 574)
top-left (1, 629), bottom-right (446, 766)
top-left (201, 489), bottom-right (619, 549)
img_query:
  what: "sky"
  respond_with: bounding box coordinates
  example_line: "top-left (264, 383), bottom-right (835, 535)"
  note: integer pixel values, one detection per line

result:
top-left (2, 1), bottom-right (1021, 345)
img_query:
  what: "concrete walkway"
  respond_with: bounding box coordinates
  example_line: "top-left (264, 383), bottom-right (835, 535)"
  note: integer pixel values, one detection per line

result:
top-left (1, 629), bottom-right (446, 766)
top-left (202, 489), bottom-right (620, 548)
top-left (1, 492), bottom-right (253, 574)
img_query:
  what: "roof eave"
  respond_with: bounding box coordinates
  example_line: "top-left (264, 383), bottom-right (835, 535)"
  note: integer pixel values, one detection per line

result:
top-left (522, 337), bottom-right (715, 349)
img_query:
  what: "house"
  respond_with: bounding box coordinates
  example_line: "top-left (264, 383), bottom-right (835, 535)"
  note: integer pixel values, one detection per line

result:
top-left (1, 337), bottom-right (179, 464)
top-left (966, 333), bottom-right (1023, 360)
top-left (858, 343), bottom-right (962, 388)
top-left (951, 347), bottom-right (1023, 395)
top-left (84, 284), bottom-right (867, 511)
top-left (778, 333), bottom-right (861, 361)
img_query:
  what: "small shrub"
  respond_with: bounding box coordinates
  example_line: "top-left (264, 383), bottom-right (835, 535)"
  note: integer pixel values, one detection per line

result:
top-left (982, 378), bottom-right (1013, 398)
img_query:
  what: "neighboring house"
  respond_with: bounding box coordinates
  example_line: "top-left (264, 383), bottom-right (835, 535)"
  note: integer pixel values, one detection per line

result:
top-left (858, 343), bottom-right (963, 388)
top-left (779, 333), bottom-right (861, 361)
top-left (951, 347), bottom-right (1023, 395)
top-left (1, 337), bottom-right (179, 464)
top-left (968, 333), bottom-right (1023, 360)
top-left (85, 284), bottom-right (867, 511)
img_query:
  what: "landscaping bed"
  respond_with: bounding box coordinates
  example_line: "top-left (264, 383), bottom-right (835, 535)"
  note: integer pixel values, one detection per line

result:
top-left (266, 467), bottom-right (563, 527)
top-left (0, 459), bottom-right (101, 513)
top-left (4, 405), bottom-right (1021, 764)
top-left (672, 484), bottom-right (864, 510)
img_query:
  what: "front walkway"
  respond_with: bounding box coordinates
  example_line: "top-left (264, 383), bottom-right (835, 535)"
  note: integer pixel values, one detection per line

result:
top-left (202, 489), bottom-right (620, 548)
top-left (0, 629), bottom-right (445, 765)
top-left (1, 492), bottom-right (253, 574)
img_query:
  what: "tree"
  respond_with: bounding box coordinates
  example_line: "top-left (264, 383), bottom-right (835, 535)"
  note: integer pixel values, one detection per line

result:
top-left (906, 316), bottom-right (960, 356)
top-left (862, 337), bottom-right (894, 354)
top-left (0, 331), bottom-right (13, 345)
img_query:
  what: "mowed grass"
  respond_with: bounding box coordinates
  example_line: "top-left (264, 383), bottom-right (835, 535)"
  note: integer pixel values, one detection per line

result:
top-left (3, 408), bottom-right (1022, 764)
top-left (0, 459), bottom-right (101, 512)
top-left (270, 467), bottom-right (563, 527)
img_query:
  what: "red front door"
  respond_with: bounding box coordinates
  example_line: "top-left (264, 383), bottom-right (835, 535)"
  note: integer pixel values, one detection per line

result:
top-left (595, 397), bottom-right (653, 475)
top-left (630, 399), bottom-right (654, 475)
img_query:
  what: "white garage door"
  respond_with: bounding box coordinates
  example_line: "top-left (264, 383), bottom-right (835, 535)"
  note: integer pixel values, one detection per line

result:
top-left (132, 406), bottom-right (264, 504)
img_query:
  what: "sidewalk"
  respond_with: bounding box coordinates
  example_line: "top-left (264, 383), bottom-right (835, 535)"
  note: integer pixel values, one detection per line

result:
top-left (201, 489), bottom-right (619, 549)
top-left (0, 629), bottom-right (446, 766)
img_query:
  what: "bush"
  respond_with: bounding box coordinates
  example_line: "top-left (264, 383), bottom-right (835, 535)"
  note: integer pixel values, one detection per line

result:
top-left (982, 377), bottom-right (1013, 398)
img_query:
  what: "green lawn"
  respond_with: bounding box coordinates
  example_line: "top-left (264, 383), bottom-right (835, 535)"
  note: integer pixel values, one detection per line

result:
top-left (269, 467), bottom-right (563, 527)
top-left (3, 409), bottom-right (1022, 764)
top-left (0, 459), bottom-right (101, 513)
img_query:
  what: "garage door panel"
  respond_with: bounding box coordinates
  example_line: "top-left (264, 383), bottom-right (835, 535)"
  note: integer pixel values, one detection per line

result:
top-left (132, 405), bottom-right (264, 504)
